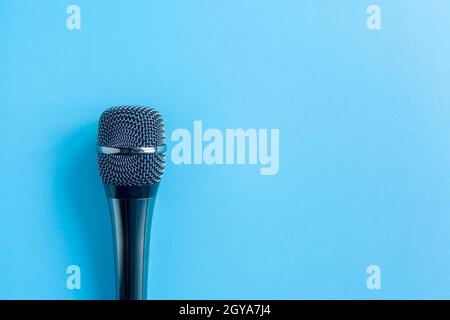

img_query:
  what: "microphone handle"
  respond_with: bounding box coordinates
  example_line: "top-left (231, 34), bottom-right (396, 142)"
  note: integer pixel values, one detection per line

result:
top-left (105, 184), bottom-right (159, 300)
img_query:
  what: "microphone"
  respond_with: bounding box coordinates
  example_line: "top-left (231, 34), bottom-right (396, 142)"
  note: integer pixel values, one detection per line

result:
top-left (96, 106), bottom-right (166, 300)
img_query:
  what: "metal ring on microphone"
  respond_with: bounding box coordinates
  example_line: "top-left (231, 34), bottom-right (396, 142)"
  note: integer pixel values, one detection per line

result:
top-left (97, 144), bottom-right (167, 155)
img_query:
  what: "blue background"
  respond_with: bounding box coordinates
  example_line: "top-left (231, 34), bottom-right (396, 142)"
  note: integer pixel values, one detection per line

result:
top-left (1, 0), bottom-right (450, 299)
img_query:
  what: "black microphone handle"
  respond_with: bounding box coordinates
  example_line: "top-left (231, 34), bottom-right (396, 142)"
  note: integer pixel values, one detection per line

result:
top-left (104, 183), bottom-right (160, 300)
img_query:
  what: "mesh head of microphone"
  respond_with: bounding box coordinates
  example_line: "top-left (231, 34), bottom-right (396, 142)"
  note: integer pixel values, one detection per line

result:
top-left (97, 106), bottom-right (166, 186)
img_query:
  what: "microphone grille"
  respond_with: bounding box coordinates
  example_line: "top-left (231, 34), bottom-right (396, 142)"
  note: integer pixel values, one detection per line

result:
top-left (97, 106), bottom-right (166, 186)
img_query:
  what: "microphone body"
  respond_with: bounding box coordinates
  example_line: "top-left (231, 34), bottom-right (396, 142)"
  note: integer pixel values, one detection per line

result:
top-left (105, 184), bottom-right (159, 300)
top-left (96, 106), bottom-right (166, 300)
